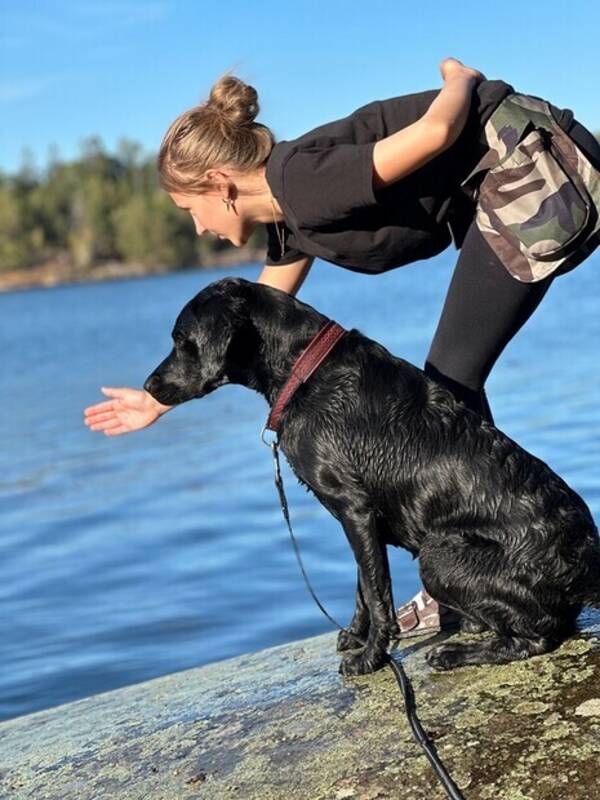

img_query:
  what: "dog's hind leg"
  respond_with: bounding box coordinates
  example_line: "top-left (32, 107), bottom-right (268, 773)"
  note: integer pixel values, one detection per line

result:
top-left (337, 568), bottom-right (371, 652)
top-left (459, 617), bottom-right (489, 634)
top-left (426, 633), bottom-right (559, 671)
top-left (419, 534), bottom-right (568, 670)
top-left (418, 533), bottom-right (499, 639)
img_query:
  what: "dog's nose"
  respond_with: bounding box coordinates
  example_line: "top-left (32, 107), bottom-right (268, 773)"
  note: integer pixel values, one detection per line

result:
top-left (144, 374), bottom-right (161, 396)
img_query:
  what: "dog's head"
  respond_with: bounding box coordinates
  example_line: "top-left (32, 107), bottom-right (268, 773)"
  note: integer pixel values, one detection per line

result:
top-left (143, 277), bottom-right (266, 406)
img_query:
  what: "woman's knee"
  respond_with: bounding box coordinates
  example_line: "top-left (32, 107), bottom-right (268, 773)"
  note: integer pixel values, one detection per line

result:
top-left (423, 360), bottom-right (495, 424)
top-left (425, 327), bottom-right (493, 394)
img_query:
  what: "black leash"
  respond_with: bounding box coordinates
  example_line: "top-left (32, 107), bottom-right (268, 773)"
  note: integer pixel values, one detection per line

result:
top-left (262, 431), bottom-right (465, 800)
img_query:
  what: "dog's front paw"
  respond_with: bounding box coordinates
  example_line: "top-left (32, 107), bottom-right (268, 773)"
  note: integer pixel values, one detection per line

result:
top-left (338, 648), bottom-right (388, 676)
top-left (426, 643), bottom-right (464, 671)
top-left (337, 628), bottom-right (367, 653)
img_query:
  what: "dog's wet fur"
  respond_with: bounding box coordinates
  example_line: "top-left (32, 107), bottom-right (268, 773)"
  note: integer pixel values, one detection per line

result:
top-left (145, 277), bottom-right (600, 675)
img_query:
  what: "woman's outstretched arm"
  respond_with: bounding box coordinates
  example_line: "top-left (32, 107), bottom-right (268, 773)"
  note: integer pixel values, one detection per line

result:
top-left (372, 57), bottom-right (486, 190)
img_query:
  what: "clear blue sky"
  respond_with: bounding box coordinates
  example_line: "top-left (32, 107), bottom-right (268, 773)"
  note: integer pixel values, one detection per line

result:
top-left (2, 0), bottom-right (599, 175)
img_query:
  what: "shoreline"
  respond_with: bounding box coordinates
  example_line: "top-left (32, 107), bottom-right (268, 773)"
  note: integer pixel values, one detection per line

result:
top-left (0, 249), bottom-right (265, 294)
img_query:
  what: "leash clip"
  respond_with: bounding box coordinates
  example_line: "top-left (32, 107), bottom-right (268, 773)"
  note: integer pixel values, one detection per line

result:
top-left (260, 424), bottom-right (279, 448)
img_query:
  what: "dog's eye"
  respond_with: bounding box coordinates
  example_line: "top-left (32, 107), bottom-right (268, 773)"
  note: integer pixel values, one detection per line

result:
top-left (173, 333), bottom-right (197, 356)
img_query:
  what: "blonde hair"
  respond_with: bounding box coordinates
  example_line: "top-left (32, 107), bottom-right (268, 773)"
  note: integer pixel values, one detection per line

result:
top-left (158, 74), bottom-right (275, 194)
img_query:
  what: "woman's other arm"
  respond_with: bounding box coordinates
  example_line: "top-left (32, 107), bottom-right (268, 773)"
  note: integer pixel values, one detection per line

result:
top-left (372, 58), bottom-right (486, 191)
top-left (256, 255), bottom-right (314, 296)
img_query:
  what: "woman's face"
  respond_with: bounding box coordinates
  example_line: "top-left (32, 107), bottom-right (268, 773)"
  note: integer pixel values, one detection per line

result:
top-left (169, 189), bottom-right (252, 247)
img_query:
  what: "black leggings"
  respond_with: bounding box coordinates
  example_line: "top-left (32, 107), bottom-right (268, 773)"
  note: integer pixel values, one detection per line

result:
top-left (424, 114), bottom-right (600, 426)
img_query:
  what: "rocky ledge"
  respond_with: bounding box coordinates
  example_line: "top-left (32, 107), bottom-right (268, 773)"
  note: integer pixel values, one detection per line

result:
top-left (1, 610), bottom-right (599, 800)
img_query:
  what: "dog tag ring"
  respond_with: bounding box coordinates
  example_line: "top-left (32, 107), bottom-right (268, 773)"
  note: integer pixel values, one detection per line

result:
top-left (260, 425), bottom-right (279, 448)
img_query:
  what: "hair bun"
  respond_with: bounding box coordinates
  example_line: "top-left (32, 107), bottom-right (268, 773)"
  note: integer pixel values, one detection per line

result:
top-left (207, 75), bottom-right (259, 127)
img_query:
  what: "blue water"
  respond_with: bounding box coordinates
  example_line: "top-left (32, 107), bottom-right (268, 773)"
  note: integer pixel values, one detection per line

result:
top-left (1, 252), bottom-right (599, 723)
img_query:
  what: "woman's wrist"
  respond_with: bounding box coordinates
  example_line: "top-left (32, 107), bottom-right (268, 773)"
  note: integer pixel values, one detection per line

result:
top-left (145, 390), bottom-right (173, 415)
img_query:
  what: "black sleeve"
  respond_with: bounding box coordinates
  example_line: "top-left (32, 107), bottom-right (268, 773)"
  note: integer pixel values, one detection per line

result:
top-left (265, 222), bottom-right (307, 266)
top-left (281, 142), bottom-right (378, 229)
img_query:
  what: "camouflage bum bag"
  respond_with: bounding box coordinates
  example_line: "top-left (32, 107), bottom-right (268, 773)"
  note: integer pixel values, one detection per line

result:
top-left (459, 92), bottom-right (600, 282)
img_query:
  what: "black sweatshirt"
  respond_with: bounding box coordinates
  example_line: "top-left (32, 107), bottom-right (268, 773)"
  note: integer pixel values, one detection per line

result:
top-left (265, 79), bottom-right (515, 273)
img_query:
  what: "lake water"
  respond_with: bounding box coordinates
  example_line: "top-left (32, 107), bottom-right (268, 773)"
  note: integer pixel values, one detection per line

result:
top-left (1, 251), bottom-right (599, 722)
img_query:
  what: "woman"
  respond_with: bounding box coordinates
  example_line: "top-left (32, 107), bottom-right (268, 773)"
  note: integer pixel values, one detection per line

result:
top-left (84, 58), bottom-right (600, 634)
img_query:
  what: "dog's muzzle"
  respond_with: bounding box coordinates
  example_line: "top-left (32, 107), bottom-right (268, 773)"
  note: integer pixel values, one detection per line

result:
top-left (143, 374), bottom-right (162, 397)
top-left (144, 373), bottom-right (181, 405)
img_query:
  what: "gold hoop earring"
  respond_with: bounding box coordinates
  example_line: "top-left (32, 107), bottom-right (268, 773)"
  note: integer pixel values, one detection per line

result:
top-left (222, 198), bottom-right (232, 212)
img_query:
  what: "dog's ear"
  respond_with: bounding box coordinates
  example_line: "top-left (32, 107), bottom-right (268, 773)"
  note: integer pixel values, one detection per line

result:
top-left (224, 318), bottom-right (262, 382)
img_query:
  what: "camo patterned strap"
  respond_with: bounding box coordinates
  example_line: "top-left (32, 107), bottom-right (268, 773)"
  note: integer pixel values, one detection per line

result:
top-left (460, 93), bottom-right (600, 282)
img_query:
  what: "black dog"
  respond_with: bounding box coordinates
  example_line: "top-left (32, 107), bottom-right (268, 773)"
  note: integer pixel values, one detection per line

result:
top-left (144, 277), bottom-right (600, 675)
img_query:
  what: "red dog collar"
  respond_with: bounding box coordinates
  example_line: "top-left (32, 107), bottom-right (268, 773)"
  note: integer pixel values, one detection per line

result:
top-left (264, 321), bottom-right (348, 436)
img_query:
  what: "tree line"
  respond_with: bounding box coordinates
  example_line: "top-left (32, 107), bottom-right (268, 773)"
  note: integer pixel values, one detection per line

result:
top-left (2, 131), bottom-right (599, 276)
top-left (0, 137), bottom-right (265, 275)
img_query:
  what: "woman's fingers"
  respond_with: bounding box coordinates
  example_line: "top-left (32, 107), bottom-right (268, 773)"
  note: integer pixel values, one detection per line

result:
top-left (84, 399), bottom-right (116, 416)
top-left (84, 406), bottom-right (121, 424)
top-left (104, 425), bottom-right (129, 437)
top-left (87, 416), bottom-right (119, 432)
top-left (84, 386), bottom-right (162, 436)
top-left (85, 387), bottom-right (140, 425)
top-left (85, 408), bottom-right (116, 422)
top-left (98, 418), bottom-right (124, 431)
top-left (86, 386), bottom-right (137, 414)
top-left (85, 411), bottom-right (118, 427)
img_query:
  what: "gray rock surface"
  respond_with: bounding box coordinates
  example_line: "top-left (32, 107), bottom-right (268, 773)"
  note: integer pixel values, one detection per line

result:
top-left (1, 610), bottom-right (600, 800)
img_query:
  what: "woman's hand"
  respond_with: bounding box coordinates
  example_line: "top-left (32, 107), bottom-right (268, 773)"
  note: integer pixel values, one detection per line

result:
top-left (84, 387), bottom-right (172, 436)
top-left (420, 58), bottom-right (486, 152)
top-left (440, 57), bottom-right (486, 85)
